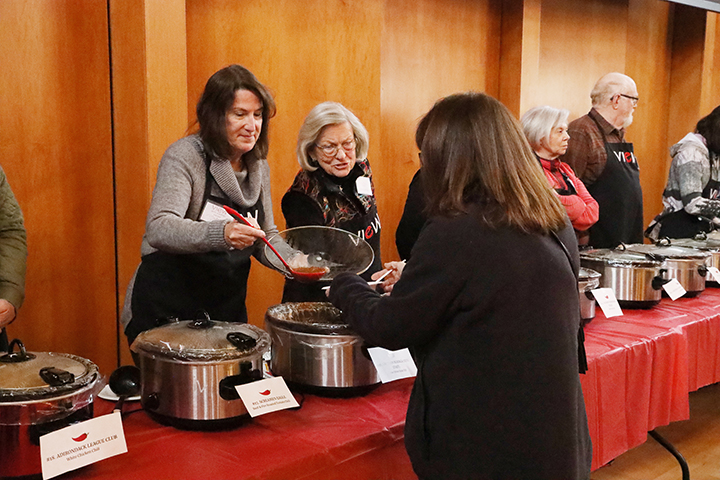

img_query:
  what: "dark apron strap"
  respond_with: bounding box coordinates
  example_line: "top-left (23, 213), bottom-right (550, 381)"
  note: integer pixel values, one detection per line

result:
top-left (0, 328), bottom-right (7, 352)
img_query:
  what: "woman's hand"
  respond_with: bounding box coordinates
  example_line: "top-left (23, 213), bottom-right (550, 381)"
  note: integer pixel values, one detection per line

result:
top-left (372, 261), bottom-right (405, 294)
top-left (224, 220), bottom-right (266, 250)
top-left (0, 299), bottom-right (16, 329)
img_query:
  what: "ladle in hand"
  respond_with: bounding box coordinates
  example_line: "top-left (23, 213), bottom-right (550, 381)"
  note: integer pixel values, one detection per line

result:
top-left (108, 365), bottom-right (141, 414)
top-left (222, 205), bottom-right (327, 283)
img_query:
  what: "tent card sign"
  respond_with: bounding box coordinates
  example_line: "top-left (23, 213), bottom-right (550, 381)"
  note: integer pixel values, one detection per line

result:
top-left (367, 347), bottom-right (417, 383)
top-left (235, 376), bottom-right (299, 417)
top-left (40, 411), bottom-right (127, 479)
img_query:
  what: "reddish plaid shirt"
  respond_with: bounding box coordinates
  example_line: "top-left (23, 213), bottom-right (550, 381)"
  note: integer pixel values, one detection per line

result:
top-left (560, 108), bottom-right (627, 187)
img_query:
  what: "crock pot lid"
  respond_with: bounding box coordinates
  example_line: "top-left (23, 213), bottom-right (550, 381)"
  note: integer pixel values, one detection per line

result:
top-left (0, 352), bottom-right (98, 397)
top-left (265, 302), bottom-right (355, 335)
top-left (668, 238), bottom-right (720, 251)
top-left (131, 321), bottom-right (270, 360)
top-left (580, 248), bottom-right (661, 266)
top-left (626, 244), bottom-right (711, 259)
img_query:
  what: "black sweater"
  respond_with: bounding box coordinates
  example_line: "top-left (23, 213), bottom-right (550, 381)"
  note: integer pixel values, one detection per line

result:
top-left (330, 205), bottom-right (591, 480)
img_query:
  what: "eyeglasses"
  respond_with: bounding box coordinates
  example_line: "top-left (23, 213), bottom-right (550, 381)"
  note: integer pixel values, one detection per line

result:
top-left (619, 93), bottom-right (639, 106)
top-left (315, 138), bottom-right (356, 157)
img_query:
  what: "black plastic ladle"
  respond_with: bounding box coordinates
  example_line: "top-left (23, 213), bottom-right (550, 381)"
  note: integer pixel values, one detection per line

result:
top-left (222, 205), bottom-right (327, 282)
top-left (108, 365), bottom-right (141, 414)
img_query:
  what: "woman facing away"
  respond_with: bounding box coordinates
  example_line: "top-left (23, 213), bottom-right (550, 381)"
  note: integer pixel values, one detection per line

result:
top-left (328, 92), bottom-right (592, 480)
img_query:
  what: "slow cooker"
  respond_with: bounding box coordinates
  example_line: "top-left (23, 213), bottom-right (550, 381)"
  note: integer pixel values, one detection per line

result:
top-left (264, 302), bottom-right (380, 397)
top-left (580, 248), bottom-right (668, 308)
top-left (131, 314), bottom-right (270, 430)
top-left (578, 267), bottom-right (601, 324)
top-left (0, 339), bottom-right (100, 479)
top-left (624, 243), bottom-right (710, 297)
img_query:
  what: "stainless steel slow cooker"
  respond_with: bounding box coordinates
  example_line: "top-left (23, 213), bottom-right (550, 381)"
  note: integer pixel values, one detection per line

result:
top-left (0, 339), bottom-right (100, 479)
top-left (578, 268), bottom-right (601, 323)
top-left (580, 248), bottom-right (668, 308)
top-left (264, 303), bottom-right (380, 397)
top-left (131, 315), bottom-right (270, 430)
top-left (623, 243), bottom-right (710, 297)
top-left (666, 235), bottom-right (720, 286)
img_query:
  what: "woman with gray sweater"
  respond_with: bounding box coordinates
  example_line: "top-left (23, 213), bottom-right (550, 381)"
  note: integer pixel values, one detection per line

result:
top-left (122, 65), bottom-right (289, 346)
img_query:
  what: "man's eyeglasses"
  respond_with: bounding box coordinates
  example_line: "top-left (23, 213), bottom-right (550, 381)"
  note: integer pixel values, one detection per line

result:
top-left (619, 93), bottom-right (639, 106)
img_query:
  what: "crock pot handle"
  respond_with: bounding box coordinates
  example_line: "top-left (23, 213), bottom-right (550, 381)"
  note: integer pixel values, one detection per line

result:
top-left (39, 367), bottom-right (75, 386)
top-left (188, 310), bottom-right (214, 329)
top-left (652, 269), bottom-right (672, 290)
top-left (698, 264), bottom-right (708, 277)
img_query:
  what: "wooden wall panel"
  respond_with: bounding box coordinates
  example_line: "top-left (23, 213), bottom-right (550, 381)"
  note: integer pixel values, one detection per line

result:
top-left (0, 1), bottom-right (117, 372)
top-left (110, 0), bottom-right (188, 366)
top-left (379, 0), bottom-right (502, 257)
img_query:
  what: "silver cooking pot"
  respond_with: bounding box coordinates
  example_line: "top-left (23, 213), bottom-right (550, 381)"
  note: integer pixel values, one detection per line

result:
top-left (665, 234), bottom-right (720, 286)
top-left (624, 243), bottom-right (710, 297)
top-left (580, 248), bottom-right (668, 308)
top-left (578, 268), bottom-right (601, 323)
top-left (131, 315), bottom-right (270, 430)
top-left (264, 303), bottom-right (380, 397)
top-left (0, 339), bottom-right (100, 479)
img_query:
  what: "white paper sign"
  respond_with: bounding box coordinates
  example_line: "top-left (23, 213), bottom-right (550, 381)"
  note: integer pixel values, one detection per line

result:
top-left (199, 200), bottom-right (234, 222)
top-left (367, 347), bottom-right (417, 383)
top-left (40, 411), bottom-right (127, 480)
top-left (708, 266), bottom-right (720, 284)
top-left (663, 278), bottom-right (686, 300)
top-left (355, 176), bottom-right (373, 196)
top-left (235, 376), bottom-right (299, 417)
top-left (591, 288), bottom-right (623, 318)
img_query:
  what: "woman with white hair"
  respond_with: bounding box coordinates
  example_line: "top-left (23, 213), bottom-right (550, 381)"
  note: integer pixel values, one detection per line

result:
top-left (522, 105), bottom-right (599, 243)
top-left (281, 102), bottom-right (382, 301)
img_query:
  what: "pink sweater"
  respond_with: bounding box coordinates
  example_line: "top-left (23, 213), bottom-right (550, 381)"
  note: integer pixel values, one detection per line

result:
top-left (539, 157), bottom-right (599, 232)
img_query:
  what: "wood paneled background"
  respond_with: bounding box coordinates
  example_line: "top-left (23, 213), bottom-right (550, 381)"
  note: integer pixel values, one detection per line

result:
top-left (1, 0), bottom-right (719, 373)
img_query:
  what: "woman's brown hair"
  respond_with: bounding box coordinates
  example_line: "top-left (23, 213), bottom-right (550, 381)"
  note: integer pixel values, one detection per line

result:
top-left (418, 92), bottom-right (567, 234)
top-left (195, 64), bottom-right (277, 162)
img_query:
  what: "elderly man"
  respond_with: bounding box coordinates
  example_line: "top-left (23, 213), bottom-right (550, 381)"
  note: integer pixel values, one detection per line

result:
top-left (561, 72), bottom-right (642, 248)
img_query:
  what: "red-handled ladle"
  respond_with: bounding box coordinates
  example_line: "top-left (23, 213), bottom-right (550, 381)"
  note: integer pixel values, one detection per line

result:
top-left (222, 205), bottom-right (327, 283)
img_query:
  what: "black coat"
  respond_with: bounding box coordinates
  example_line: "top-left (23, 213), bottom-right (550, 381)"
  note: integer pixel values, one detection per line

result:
top-left (329, 205), bottom-right (592, 480)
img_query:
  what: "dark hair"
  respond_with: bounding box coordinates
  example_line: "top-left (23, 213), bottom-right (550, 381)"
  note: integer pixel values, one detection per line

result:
top-left (696, 105), bottom-right (720, 155)
top-left (196, 65), bottom-right (276, 161)
top-left (418, 92), bottom-right (566, 234)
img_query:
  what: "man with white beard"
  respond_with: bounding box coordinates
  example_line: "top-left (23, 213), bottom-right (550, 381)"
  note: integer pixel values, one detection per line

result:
top-left (561, 72), bottom-right (642, 248)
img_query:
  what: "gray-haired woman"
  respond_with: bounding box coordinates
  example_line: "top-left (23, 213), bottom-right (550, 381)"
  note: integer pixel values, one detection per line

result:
top-left (281, 102), bottom-right (382, 302)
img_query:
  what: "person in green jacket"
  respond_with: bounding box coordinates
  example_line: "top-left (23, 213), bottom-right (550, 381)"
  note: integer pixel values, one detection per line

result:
top-left (0, 165), bottom-right (27, 351)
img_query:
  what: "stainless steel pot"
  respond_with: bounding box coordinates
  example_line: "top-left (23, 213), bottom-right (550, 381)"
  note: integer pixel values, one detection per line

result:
top-left (666, 235), bottom-right (720, 286)
top-left (131, 315), bottom-right (270, 430)
top-left (624, 243), bottom-right (710, 297)
top-left (0, 339), bottom-right (99, 479)
top-left (578, 268), bottom-right (601, 323)
top-left (264, 303), bottom-right (380, 397)
top-left (580, 248), bottom-right (668, 308)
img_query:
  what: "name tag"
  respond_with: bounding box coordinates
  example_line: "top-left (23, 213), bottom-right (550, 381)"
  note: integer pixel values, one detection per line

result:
top-left (199, 200), bottom-right (233, 222)
top-left (356, 176), bottom-right (373, 196)
top-left (663, 278), bottom-right (686, 300)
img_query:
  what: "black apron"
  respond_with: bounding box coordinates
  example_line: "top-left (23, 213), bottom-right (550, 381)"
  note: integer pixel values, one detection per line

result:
top-left (649, 179), bottom-right (720, 239)
top-left (586, 118), bottom-right (644, 248)
top-left (281, 170), bottom-right (382, 303)
top-left (125, 157), bottom-right (264, 346)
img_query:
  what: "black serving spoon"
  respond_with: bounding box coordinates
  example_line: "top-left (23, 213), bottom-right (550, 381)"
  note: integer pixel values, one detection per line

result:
top-left (108, 365), bottom-right (141, 414)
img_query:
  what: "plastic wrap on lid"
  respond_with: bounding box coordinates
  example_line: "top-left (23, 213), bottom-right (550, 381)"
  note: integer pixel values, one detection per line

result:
top-left (580, 248), bottom-right (662, 267)
top-left (131, 319), bottom-right (270, 361)
top-left (265, 302), bottom-right (358, 335)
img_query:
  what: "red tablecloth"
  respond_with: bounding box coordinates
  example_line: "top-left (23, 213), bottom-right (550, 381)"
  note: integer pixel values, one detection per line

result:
top-left (57, 289), bottom-right (720, 478)
top-left (581, 288), bottom-right (720, 470)
top-left (60, 379), bottom-right (416, 480)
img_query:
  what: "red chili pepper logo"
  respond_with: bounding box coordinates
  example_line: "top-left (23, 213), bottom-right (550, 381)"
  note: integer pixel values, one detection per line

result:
top-left (259, 390), bottom-right (271, 396)
top-left (72, 433), bottom-right (88, 442)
